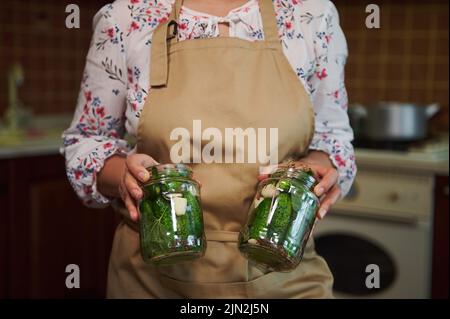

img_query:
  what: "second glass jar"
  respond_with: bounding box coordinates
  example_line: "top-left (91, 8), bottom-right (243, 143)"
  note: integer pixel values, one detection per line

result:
top-left (238, 165), bottom-right (320, 271)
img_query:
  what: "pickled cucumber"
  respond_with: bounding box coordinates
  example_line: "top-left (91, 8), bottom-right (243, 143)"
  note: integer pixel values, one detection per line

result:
top-left (184, 192), bottom-right (203, 237)
top-left (175, 214), bottom-right (190, 239)
top-left (248, 198), bottom-right (272, 239)
top-left (267, 193), bottom-right (292, 243)
top-left (290, 189), bottom-right (304, 219)
top-left (145, 183), bottom-right (160, 200)
top-left (284, 192), bottom-right (318, 257)
top-left (139, 200), bottom-right (153, 257)
top-left (150, 166), bottom-right (158, 178)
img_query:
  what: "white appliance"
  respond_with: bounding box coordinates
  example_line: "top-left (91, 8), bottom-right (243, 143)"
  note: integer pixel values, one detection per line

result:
top-left (314, 213), bottom-right (432, 298)
top-left (314, 137), bottom-right (448, 299)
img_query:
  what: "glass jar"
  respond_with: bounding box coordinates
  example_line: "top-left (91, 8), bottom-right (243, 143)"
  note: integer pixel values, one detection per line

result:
top-left (139, 164), bottom-right (206, 266)
top-left (238, 164), bottom-right (319, 271)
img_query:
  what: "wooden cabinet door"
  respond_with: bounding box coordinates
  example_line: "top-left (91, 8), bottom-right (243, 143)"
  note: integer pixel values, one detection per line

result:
top-left (8, 155), bottom-right (118, 298)
top-left (0, 160), bottom-right (8, 298)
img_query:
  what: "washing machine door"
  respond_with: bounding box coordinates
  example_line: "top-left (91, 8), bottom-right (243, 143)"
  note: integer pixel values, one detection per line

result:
top-left (313, 213), bottom-right (432, 298)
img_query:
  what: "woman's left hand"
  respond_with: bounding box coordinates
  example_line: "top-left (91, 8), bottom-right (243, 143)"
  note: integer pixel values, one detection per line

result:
top-left (259, 151), bottom-right (341, 219)
top-left (295, 151), bottom-right (341, 219)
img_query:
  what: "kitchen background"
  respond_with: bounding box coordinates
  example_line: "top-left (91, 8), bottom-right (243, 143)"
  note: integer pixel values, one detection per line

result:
top-left (0, 0), bottom-right (448, 128)
top-left (0, 0), bottom-right (448, 298)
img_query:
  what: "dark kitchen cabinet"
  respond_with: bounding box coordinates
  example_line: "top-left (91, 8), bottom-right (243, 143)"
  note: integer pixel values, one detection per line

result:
top-left (2, 154), bottom-right (118, 298)
top-left (432, 175), bottom-right (449, 299)
top-left (0, 160), bottom-right (8, 298)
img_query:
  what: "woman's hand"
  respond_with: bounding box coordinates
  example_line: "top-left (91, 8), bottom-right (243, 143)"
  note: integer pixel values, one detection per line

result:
top-left (119, 154), bottom-right (159, 221)
top-left (98, 153), bottom-right (159, 222)
top-left (299, 162), bottom-right (340, 220)
top-left (259, 151), bottom-right (340, 219)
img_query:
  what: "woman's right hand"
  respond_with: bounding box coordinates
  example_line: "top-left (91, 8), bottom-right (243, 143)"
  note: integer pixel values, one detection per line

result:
top-left (118, 154), bottom-right (159, 222)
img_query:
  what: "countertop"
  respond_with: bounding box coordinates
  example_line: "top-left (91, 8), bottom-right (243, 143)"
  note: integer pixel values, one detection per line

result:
top-left (0, 114), bottom-right (71, 160)
top-left (355, 138), bottom-right (449, 175)
top-left (0, 137), bottom-right (63, 159)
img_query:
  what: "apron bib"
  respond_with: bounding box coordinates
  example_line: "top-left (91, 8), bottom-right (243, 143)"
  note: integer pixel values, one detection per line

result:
top-left (107, 0), bottom-right (333, 298)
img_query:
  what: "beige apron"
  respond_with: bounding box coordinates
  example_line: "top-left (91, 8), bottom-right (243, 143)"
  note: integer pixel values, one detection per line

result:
top-left (107, 0), bottom-right (333, 299)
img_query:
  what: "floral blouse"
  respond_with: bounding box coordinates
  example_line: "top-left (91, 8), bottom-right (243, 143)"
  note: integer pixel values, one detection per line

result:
top-left (61, 0), bottom-right (356, 208)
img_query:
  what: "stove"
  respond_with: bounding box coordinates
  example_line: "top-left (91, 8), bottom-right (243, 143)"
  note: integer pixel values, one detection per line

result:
top-left (354, 134), bottom-right (449, 161)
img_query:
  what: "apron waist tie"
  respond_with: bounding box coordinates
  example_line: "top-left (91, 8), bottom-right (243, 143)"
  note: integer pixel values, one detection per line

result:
top-left (205, 230), bottom-right (239, 242)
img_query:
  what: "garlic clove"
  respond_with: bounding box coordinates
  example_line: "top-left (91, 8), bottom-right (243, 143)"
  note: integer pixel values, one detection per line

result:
top-left (163, 192), bottom-right (182, 200)
top-left (173, 197), bottom-right (187, 216)
top-left (261, 184), bottom-right (278, 198)
top-left (248, 239), bottom-right (258, 245)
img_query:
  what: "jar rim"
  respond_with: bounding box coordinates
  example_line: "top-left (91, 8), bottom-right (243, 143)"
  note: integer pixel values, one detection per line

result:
top-left (145, 163), bottom-right (193, 180)
top-left (269, 164), bottom-right (317, 189)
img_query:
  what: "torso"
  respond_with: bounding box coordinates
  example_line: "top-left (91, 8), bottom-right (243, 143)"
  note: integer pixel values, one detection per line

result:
top-left (106, 0), bottom-right (333, 299)
top-left (100, 0), bottom-right (338, 138)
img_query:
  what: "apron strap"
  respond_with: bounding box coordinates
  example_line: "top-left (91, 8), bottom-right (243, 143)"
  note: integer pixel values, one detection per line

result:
top-left (258, 0), bottom-right (280, 43)
top-left (150, 0), bottom-right (280, 87)
top-left (149, 0), bottom-right (181, 87)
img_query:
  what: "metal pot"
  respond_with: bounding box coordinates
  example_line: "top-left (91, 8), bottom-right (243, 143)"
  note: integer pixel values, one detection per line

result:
top-left (349, 102), bottom-right (440, 142)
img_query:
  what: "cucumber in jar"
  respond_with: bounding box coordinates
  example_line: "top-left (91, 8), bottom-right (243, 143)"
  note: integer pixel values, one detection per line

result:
top-left (184, 191), bottom-right (203, 237)
top-left (248, 198), bottom-right (272, 240)
top-left (175, 214), bottom-right (190, 240)
top-left (267, 193), bottom-right (292, 244)
top-left (139, 200), bottom-right (154, 258)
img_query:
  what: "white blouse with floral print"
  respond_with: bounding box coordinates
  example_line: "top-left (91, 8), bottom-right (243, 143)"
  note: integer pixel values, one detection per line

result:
top-left (61, 0), bottom-right (356, 208)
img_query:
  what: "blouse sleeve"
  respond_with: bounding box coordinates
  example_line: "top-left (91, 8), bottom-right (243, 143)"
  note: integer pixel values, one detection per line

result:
top-left (60, 5), bottom-right (131, 208)
top-left (308, 1), bottom-right (357, 197)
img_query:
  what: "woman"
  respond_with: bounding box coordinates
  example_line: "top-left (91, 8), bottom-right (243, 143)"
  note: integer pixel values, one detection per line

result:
top-left (62, 0), bottom-right (356, 298)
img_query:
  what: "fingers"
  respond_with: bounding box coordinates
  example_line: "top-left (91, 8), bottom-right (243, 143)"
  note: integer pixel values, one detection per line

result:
top-left (317, 185), bottom-right (341, 219)
top-left (119, 183), bottom-right (139, 221)
top-left (126, 154), bottom-right (159, 183)
top-left (124, 173), bottom-right (142, 200)
top-left (121, 154), bottom-right (158, 222)
top-left (313, 167), bottom-right (339, 197)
